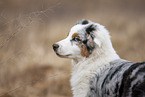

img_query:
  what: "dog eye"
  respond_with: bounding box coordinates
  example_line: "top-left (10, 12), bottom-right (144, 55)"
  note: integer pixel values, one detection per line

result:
top-left (72, 37), bottom-right (81, 42)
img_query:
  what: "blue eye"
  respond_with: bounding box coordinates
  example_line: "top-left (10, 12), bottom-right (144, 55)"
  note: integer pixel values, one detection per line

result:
top-left (72, 37), bottom-right (81, 41)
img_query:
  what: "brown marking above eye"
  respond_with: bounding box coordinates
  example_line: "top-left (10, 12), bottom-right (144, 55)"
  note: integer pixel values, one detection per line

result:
top-left (72, 33), bottom-right (79, 38)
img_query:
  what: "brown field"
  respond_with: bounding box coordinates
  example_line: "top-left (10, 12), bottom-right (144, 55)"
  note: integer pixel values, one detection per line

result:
top-left (0, 0), bottom-right (145, 97)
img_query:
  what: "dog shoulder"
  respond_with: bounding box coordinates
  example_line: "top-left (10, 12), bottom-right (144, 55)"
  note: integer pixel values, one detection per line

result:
top-left (88, 60), bottom-right (145, 97)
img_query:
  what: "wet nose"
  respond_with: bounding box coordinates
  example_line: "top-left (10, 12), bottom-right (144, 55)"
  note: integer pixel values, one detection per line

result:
top-left (53, 44), bottom-right (59, 51)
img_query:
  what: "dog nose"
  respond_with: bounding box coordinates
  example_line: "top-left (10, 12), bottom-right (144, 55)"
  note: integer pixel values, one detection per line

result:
top-left (53, 44), bottom-right (59, 51)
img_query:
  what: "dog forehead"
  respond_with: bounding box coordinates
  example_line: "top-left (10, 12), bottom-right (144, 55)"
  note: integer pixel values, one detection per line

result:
top-left (69, 24), bottom-right (86, 36)
top-left (71, 25), bottom-right (85, 33)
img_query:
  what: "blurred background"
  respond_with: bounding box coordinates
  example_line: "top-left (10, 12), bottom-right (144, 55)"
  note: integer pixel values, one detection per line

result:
top-left (0, 0), bottom-right (145, 97)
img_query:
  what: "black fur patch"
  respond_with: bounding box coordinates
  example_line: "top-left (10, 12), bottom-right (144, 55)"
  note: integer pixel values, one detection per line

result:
top-left (119, 62), bottom-right (145, 97)
top-left (86, 24), bottom-right (96, 34)
top-left (82, 39), bottom-right (88, 44)
top-left (88, 60), bottom-right (145, 97)
top-left (82, 20), bottom-right (89, 25)
top-left (76, 19), bottom-right (89, 25)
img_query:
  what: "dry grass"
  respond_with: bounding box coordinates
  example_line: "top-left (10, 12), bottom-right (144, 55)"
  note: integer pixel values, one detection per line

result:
top-left (0, 0), bottom-right (145, 97)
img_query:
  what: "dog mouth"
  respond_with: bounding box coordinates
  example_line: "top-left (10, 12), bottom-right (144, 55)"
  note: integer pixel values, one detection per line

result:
top-left (56, 53), bottom-right (72, 58)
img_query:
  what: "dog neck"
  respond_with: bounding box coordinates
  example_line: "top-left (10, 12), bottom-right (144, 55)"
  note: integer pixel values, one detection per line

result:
top-left (70, 40), bottom-right (120, 97)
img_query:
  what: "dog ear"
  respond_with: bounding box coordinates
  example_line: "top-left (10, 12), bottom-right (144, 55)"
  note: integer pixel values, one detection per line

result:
top-left (86, 24), bottom-right (101, 47)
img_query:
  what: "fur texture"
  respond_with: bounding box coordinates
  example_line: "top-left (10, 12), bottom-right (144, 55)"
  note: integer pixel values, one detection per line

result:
top-left (53, 20), bottom-right (145, 97)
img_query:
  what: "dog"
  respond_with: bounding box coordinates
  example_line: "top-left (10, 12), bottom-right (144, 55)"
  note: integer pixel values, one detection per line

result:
top-left (53, 20), bottom-right (145, 97)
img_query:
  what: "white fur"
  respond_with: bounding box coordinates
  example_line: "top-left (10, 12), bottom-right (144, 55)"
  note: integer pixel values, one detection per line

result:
top-left (55, 21), bottom-right (120, 97)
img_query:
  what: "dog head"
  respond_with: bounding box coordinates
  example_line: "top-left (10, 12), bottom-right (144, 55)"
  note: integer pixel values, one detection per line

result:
top-left (53, 20), bottom-right (110, 59)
